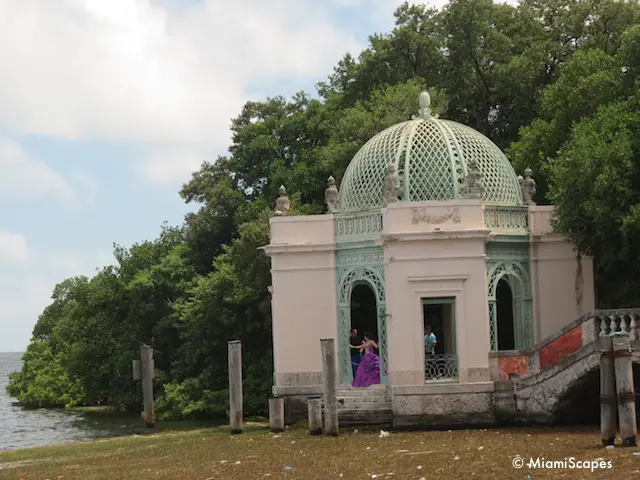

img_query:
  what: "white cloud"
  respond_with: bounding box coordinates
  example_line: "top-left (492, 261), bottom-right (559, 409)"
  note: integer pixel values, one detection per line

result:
top-left (0, 0), bottom-right (373, 185)
top-left (138, 144), bottom-right (213, 185)
top-left (0, 0), bottom-right (361, 146)
top-left (0, 245), bottom-right (116, 352)
top-left (0, 231), bottom-right (33, 265)
top-left (0, 139), bottom-right (76, 202)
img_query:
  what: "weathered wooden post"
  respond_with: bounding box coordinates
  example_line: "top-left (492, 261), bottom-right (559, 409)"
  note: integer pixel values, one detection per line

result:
top-left (307, 396), bottom-right (323, 435)
top-left (612, 334), bottom-right (637, 447)
top-left (140, 344), bottom-right (155, 428)
top-left (228, 340), bottom-right (243, 434)
top-left (321, 338), bottom-right (339, 436)
top-left (269, 396), bottom-right (285, 433)
top-left (599, 336), bottom-right (617, 446)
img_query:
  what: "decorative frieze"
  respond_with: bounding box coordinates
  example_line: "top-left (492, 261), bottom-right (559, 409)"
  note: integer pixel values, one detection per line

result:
top-left (411, 207), bottom-right (461, 225)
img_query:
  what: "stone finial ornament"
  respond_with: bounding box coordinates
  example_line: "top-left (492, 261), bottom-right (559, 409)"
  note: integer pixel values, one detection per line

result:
top-left (521, 167), bottom-right (537, 205)
top-left (274, 184), bottom-right (290, 216)
top-left (463, 158), bottom-right (484, 199)
top-left (412, 91), bottom-right (439, 120)
top-left (324, 175), bottom-right (339, 213)
top-left (382, 162), bottom-right (400, 205)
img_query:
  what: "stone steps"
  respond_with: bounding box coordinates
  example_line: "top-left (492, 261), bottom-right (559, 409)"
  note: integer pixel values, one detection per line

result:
top-left (334, 387), bottom-right (392, 426)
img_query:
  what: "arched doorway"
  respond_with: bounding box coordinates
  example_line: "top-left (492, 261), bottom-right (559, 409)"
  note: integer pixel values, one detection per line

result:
top-left (337, 262), bottom-right (388, 386)
top-left (488, 261), bottom-right (533, 351)
top-left (350, 283), bottom-right (378, 340)
top-left (349, 283), bottom-right (380, 383)
top-left (496, 279), bottom-right (515, 350)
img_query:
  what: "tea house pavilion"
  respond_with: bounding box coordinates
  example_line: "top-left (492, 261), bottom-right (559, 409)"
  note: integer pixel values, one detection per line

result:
top-left (260, 92), bottom-right (595, 425)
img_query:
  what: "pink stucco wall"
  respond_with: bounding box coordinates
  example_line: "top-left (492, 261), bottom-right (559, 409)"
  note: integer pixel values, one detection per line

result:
top-left (266, 215), bottom-right (337, 380)
top-left (529, 207), bottom-right (595, 341)
top-left (382, 200), bottom-right (491, 385)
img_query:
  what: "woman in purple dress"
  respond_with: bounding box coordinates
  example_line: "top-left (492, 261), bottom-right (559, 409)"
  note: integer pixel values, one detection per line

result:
top-left (352, 332), bottom-right (380, 387)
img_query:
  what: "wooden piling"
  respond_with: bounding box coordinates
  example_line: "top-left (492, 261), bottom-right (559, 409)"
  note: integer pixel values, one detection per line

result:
top-left (228, 340), bottom-right (243, 434)
top-left (269, 396), bottom-right (285, 433)
top-left (599, 336), bottom-right (617, 446)
top-left (307, 396), bottom-right (322, 435)
top-left (612, 334), bottom-right (637, 447)
top-left (321, 338), bottom-right (339, 436)
top-left (140, 344), bottom-right (155, 428)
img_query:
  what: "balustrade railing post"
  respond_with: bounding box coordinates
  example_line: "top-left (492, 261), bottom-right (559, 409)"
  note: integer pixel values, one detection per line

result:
top-left (599, 336), bottom-right (617, 446)
top-left (612, 334), bottom-right (637, 447)
top-left (630, 314), bottom-right (638, 341)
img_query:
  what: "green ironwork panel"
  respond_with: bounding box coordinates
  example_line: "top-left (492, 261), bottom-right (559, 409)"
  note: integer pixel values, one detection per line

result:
top-left (336, 247), bottom-right (388, 385)
top-left (486, 241), bottom-right (534, 351)
top-left (484, 205), bottom-right (529, 231)
top-left (338, 121), bottom-right (411, 212)
top-left (336, 115), bottom-right (524, 212)
top-left (441, 120), bottom-right (523, 205)
top-left (485, 240), bottom-right (530, 262)
top-left (334, 210), bottom-right (383, 244)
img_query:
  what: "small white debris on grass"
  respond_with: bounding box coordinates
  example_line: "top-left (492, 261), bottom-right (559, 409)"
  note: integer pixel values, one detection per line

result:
top-left (272, 435), bottom-right (281, 439)
top-left (478, 446), bottom-right (484, 450)
top-left (379, 430), bottom-right (390, 438)
top-left (417, 465), bottom-right (422, 470)
top-left (453, 456), bottom-right (460, 461)
top-left (395, 449), bottom-right (409, 453)
top-left (366, 447), bottom-right (371, 450)
top-left (606, 445), bottom-right (615, 450)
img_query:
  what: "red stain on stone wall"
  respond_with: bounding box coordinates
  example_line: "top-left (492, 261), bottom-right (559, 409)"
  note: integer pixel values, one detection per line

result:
top-left (539, 325), bottom-right (582, 371)
top-left (498, 356), bottom-right (528, 381)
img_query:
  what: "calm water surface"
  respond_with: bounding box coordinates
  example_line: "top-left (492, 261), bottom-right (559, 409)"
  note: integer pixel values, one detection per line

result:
top-left (0, 352), bottom-right (144, 451)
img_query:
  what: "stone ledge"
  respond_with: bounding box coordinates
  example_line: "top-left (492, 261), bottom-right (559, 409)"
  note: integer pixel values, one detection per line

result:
top-left (393, 411), bottom-right (495, 429)
top-left (274, 371), bottom-right (324, 387)
top-left (273, 385), bottom-right (324, 396)
top-left (392, 382), bottom-right (494, 395)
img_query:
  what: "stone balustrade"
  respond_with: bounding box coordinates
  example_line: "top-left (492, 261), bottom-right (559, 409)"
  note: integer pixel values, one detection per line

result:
top-left (483, 204), bottom-right (529, 231)
top-left (597, 311), bottom-right (640, 340)
top-left (489, 309), bottom-right (640, 382)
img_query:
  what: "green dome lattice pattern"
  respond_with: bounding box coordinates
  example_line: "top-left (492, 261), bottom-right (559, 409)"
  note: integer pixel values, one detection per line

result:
top-left (337, 116), bottom-right (523, 211)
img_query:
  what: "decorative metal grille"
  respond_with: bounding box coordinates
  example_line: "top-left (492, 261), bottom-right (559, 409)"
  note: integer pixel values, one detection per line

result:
top-left (486, 244), bottom-right (534, 351)
top-left (334, 211), bottom-right (383, 243)
top-left (424, 354), bottom-right (458, 381)
top-left (484, 205), bottom-right (529, 231)
top-left (337, 116), bottom-right (523, 212)
top-left (441, 121), bottom-right (523, 205)
top-left (336, 247), bottom-right (388, 385)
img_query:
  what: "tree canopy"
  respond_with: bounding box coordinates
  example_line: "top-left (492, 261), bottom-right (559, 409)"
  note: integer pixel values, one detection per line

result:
top-left (8, 0), bottom-right (640, 418)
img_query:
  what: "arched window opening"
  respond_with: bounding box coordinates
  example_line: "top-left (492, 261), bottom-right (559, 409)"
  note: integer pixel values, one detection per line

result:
top-left (496, 278), bottom-right (515, 351)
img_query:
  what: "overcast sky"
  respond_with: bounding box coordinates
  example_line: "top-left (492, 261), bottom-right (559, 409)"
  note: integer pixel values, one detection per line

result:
top-left (0, 0), bottom-right (517, 352)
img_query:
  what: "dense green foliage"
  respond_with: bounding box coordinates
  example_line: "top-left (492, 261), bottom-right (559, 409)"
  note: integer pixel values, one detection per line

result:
top-left (8, 0), bottom-right (640, 417)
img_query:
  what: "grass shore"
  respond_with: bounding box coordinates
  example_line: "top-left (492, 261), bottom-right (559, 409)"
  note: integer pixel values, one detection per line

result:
top-left (0, 423), bottom-right (639, 479)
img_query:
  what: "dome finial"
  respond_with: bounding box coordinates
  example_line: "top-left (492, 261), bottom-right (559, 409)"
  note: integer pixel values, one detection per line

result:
top-left (413, 91), bottom-right (436, 120)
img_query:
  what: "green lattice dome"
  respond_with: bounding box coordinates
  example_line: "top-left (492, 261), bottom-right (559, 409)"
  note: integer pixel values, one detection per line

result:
top-left (337, 92), bottom-right (523, 211)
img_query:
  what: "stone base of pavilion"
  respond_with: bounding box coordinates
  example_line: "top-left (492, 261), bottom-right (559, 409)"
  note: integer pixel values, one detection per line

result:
top-left (273, 381), bottom-right (497, 428)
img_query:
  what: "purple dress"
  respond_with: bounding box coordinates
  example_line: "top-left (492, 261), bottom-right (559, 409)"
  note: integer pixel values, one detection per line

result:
top-left (352, 343), bottom-right (380, 387)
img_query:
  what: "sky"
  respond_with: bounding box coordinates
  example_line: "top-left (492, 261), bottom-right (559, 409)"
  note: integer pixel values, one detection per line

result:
top-left (0, 0), bottom-right (517, 352)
